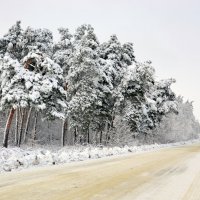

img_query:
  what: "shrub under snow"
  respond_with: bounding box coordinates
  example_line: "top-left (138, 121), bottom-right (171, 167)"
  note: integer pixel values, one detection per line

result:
top-left (0, 139), bottom-right (199, 173)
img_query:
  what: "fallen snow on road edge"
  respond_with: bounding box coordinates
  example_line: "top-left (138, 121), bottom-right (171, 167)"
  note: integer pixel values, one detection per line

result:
top-left (0, 139), bottom-right (200, 173)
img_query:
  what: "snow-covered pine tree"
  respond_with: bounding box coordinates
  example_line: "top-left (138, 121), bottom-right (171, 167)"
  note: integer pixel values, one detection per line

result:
top-left (90, 57), bottom-right (113, 144)
top-left (0, 22), bottom-right (56, 146)
top-left (53, 28), bottom-right (73, 77)
top-left (120, 61), bottom-right (177, 141)
top-left (66, 24), bottom-right (103, 144)
top-left (121, 62), bottom-right (155, 135)
top-left (52, 28), bottom-right (74, 146)
top-left (0, 53), bottom-right (28, 147)
top-left (22, 51), bottom-right (66, 120)
top-left (21, 26), bottom-right (54, 144)
top-left (21, 26), bottom-right (53, 58)
top-left (149, 78), bottom-right (178, 126)
top-left (100, 35), bottom-right (124, 89)
top-left (99, 36), bottom-right (135, 143)
top-left (121, 42), bottom-right (135, 66)
top-left (0, 21), bottom-right (23, 60)
top-left (0, 50), bottom-right (66, 147)
top-left (0, 21), bottom-right (25, 147)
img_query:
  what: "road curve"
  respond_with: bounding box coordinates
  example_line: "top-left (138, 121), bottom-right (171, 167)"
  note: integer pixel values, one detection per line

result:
top-left (1, 144), bottom-right (200, 200)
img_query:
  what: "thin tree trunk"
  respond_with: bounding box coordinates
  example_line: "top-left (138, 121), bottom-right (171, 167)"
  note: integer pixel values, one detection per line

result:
top-left (87, 127), bottom-right (90, 144)
top-left (18, 108), bottom-right (26, 147)
top-left (74, 127), bottom-right (77, 144)
top-left (3, 108), bottom-right (15, 148)
top-left (14, 109), bottom-right (19, 146)
top-left (105, 131), bottom-right (111, 145)
top-left (23, 107), bottom-right (32, 143)
top-left (50, 123), bottom-right (53, 145)
top-left (61, 120), bottom-right (65, 147)
top-left (61, 118), bottom-right (68, 147)
top-left (144, 132), bottom-right (148, 144)
top-left (32, 111), bottom-right (38, 141)
top-left (95, 131), bottom-right (98, 145)
top-left (100, 130), bottom-right (103, 144)
top-left (105, 122), bottom-right (110, 145)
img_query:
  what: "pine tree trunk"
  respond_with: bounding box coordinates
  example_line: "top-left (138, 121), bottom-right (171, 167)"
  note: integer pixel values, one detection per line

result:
top-left (61, 118), bottom-right (68, 147)
top-left (32, 111), bottom-right (38, 141)
top-left (18, 108), bottom-right (26, 147)
top-left (3, 108), bottom-right (15, 148)
top-left (50, 127), bottom-right (53, 145)
top-left (100, 130), bottom-right (103, 144)
top-left (105, 131), bottom-right (111, 145)
top-left (95, 131), bottom-right (98, 145)
top-left (23, 107), bottom-right (32, 143)
top-left (87, 127), bottom-right (90, 144)
top-left (144, 132), bottom-right (148, 144)
top-left (74, 127), bottom-right (77, 144)
top-left (105, 122), bottom-right (110, 145)
top-left (61, 120), bottom-right (65, 147)
top-left (14, 108), bottom-right (19, 146)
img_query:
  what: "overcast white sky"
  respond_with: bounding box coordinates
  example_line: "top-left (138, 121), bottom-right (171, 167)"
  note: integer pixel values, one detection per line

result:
top-left (1, 0), bottom-right (200, 119)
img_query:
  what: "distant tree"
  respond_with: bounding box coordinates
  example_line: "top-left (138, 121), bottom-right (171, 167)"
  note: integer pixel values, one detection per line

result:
top-left (153, 96), bottom-right (200, 143)
top-left (120, 62), bottom-right (177, 140)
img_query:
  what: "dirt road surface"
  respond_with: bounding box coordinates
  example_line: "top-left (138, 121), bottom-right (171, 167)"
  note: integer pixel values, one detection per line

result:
top-left (1, 144), bottom-right (200, 200)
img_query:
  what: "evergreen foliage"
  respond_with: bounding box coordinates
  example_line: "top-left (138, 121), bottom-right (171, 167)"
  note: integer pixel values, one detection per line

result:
top-left (0, 21), bottom-right (198, 147)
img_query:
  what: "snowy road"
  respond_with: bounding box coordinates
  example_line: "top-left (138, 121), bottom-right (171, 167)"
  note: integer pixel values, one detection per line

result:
top-left (1, 144), bottom-right (200, 200)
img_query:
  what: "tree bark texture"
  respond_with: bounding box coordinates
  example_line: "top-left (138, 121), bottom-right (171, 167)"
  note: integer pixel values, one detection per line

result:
top-left (3, 107), bottom-right (15, 148)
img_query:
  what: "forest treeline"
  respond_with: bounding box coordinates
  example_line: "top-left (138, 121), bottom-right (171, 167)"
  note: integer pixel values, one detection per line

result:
top-left (0, 22), bottom-right (199, 148)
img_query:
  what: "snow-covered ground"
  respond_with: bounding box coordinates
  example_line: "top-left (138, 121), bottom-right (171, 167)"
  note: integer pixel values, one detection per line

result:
top-left (0, 139), bottom-right (200, 173)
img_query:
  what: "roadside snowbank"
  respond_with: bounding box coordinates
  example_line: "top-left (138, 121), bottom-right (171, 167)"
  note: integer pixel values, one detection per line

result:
top-left (0, 139), bottom-right (199, 173)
